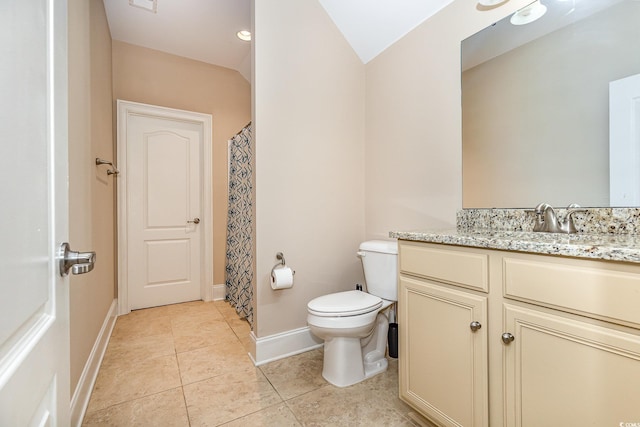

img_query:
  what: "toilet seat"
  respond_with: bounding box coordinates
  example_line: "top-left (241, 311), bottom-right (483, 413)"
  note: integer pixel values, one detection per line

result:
top-left (308, 290), bottom-right (382, 317)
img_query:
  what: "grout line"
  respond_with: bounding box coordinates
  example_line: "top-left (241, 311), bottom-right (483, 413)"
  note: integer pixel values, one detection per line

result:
top-left (282, 399), bottom-right (305, 427)
top-left (85, 386), bottom-right (185, 417)
top-left (181, 385), bottom-right (192, 427)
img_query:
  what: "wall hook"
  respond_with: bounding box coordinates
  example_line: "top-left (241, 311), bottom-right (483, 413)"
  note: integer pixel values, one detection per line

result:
top-left (95, 157), bottom-right (120, 175)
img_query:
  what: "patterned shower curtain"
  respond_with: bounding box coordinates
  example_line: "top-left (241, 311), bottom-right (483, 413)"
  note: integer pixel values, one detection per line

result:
top-left (225, 122), bottom-right (254, 328)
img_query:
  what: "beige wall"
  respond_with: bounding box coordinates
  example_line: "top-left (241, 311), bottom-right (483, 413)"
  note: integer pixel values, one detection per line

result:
top-left (68, 0), bottom-right (115, 396)
top-left (253, 0), bottom-right (366, 339)
top-left (111, 41), bottom-right (251, 286)
top-left (364, 0), bottom-right (532, 236)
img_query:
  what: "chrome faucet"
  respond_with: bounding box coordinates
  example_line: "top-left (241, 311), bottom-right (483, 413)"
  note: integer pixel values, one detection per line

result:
top-left (532, 203), bottom-right (586, 234)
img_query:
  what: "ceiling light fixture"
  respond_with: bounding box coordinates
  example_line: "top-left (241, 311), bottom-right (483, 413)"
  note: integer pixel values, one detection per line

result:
top-left (510, 0), bottom-right (547, 25)
top-left (478, 0), bottom-right (509, 7)
top-left (129, 0), bottom-right (157, 13)
top-left (236, 30), bottom-right (252, 42)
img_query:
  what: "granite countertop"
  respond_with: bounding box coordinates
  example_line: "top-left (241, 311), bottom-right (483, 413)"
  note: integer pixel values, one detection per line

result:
top-left (389, 229), bottom-right (640, 264)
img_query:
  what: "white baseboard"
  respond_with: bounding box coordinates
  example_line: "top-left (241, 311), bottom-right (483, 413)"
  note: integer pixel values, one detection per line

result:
top-left (212, 283), bottom-right (226, 301)
top-left (70, 299), bottom-right (118, 427)
top-left (249, 326), bottom-right (323, 366)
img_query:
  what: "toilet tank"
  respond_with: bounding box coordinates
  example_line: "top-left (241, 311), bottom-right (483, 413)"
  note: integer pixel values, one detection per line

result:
top-left (358, 240), bottom-right (398, 302)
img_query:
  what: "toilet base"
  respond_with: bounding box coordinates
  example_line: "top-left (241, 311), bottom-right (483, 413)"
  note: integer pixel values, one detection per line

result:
top-left (363, 349), bottom-right (388, 379)
top-left (320, 313), bottom-right (390, 388)
top-left (321, 341), bottom-right (389, 387)
top-left (321, 336), bottom-right (366, 387)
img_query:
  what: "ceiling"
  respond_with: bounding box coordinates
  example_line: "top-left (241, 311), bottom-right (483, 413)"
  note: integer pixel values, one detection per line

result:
top-left (103, 0), bottom-right (454, 82)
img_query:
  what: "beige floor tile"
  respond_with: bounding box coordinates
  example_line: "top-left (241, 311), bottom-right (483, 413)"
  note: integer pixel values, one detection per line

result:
top-left (228, 316), bottom-right (251, 336)
top-left (86, 354), bottom-right (182, 413)
top-left (101, 333), bottom-right (175, 367)
top-left (220, 403), bottom-right (301, 426)
top-left (166, 300), bottom-right (220, 315)
top-left (171, 313), bottom-right (233, 335)
top-left (168, 301), bottom-right (225, 322)
top-left (172, 318), bottom-right (239, 353)
top-left (238, 333), bottom-right (253, 352)
top-left (350, 358), bottom-right (415, 415)
top-left (260, 348), bottom-right (326, 400)
top-left (214, 300), bottom-right (239, 317)
top-left (126, 304), bottom-right (176, 320)
top-left (286, 379), bottom-right (416, 427)
top-left (183, 368), bottom-right (283, 426)
top-left (111, 312), bottom-right (173, 341)
top-left (177, 340), bottom-right (255, 385)
top-left (85, 300), bottom-right (412, 427)
top-left (82, 387), bottom-right (189, 427)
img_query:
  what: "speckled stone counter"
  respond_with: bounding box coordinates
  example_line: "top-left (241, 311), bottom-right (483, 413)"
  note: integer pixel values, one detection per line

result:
top-left (389, 229), bottom-right (640, 263)
top-left (457, 208), bottom-right (640, 234)
top-left (390, 208), bottom-right (640, 264)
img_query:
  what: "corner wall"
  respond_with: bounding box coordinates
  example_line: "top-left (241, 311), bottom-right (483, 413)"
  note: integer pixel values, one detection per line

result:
top-left (67, 0), bottom-right (115, 397)
top-left (253, 0), bottom-right (366, 342)
top-left (364, 0), bottom-right (533, 236)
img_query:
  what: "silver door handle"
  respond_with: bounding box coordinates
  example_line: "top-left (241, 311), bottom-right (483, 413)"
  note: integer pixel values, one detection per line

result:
top-left (58, 242), bottom-right (96, 276)
top-left (187, 218), bottom-right (200, 224)
top-left (470, 321), bottom-right (482, 332)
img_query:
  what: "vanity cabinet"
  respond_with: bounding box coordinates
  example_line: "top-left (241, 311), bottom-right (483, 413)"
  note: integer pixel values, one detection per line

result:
top-left (398, 240), bottom-right (640, 427)
top-left (503, 303), bottom-right (640, 426)
top-left (398, 242), bottom-right (489, 427)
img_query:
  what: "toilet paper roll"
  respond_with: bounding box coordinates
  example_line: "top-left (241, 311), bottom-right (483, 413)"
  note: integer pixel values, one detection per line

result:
top-left (270, 267), bottom-right (294, 290)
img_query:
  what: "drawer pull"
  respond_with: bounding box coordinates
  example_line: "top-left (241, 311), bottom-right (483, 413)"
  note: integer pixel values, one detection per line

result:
top-left (502, 332), bottom-right (515, 344)
top-left (470, 321), bottom-right (482, 332)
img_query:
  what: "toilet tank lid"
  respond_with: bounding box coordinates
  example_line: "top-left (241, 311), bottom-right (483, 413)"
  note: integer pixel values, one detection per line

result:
top-left (359, 240), bottom-right (398, 254)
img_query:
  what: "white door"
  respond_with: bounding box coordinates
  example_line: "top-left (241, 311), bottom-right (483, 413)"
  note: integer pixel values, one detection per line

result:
top-left (610, 73), bottom-right (640, 206)
top-left (119, 102), bottom-right (211, 311)
top-left (0, 0), bottom-right (72, 425)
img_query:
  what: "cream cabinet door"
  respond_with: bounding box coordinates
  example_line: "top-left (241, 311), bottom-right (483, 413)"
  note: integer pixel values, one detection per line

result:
top-left (399, 276), bottom-right (488, 427)
top-left (503, 304), bottom-right (640, 426)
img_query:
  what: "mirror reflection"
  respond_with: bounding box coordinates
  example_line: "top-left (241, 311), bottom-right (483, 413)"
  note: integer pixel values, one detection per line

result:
top-left (462, 0), bottom-right (640, 208)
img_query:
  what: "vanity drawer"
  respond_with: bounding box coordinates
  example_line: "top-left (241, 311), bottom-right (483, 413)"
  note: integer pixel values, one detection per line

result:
top-left (399, 241), bottom-right (489, 292)
top-left (503, 255), bottom-right (640, 327)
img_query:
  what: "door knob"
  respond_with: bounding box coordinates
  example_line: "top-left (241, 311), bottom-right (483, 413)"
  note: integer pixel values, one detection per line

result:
top-left (470, 321), bottom-right (482, 332)
top-left (58, 242), bottom-right (96, 276)
top-left (501, 332), bottom-right (515, 344)
top-left (187, 218), bottom-right (200, 224)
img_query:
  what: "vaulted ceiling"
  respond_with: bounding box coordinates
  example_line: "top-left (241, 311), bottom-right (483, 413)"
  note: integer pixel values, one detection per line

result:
top-left (103, 0), bottom-right (454, 81)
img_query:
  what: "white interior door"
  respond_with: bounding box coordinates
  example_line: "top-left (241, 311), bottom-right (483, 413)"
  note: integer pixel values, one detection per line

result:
top-left (0, 0), bottom-right (71, 425)
top-left (120, 102), bottom-right (209, 311)
top-left (610, 73), bottom-right (640, 206)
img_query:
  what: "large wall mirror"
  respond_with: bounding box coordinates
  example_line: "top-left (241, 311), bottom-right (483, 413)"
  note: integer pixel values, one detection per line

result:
top-left (462, 0), bottom-right (640, 208)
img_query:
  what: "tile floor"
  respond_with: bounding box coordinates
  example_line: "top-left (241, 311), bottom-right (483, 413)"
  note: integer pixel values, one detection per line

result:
top-left (82, 300), bottom-right (421, 426)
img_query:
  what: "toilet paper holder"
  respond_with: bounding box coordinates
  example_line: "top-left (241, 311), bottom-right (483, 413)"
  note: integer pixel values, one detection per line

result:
top-left (271, 252), bottom-right (295, 276)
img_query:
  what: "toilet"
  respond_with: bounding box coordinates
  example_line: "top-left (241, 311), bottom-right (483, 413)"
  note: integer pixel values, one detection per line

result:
top-left (307, 240), bottom-right (398, 387)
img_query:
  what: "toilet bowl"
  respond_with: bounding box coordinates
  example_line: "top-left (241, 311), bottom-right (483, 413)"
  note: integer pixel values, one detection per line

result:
top-left (307, 240), bottom-right (398, 387)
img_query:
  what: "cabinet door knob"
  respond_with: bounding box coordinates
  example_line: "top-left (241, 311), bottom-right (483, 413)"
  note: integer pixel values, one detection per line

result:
top-left (501, 332), bottom-right (515, 344)
top-left (470, 321), bottom-right (482, 332)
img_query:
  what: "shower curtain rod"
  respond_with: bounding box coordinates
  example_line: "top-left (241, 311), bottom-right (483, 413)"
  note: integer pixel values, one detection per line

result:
top-left (233, 121), bottom-right (252, 137)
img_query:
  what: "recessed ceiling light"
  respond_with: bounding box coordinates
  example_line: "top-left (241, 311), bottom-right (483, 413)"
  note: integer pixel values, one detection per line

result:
top-left (129, 0), bottom-right (157, 13)
top-left (477, 0), bottom-right (508, 6)
top-left (236, 30), bottom-right (252, 42)
top-left (510, 0), bottom-right (547, 25)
